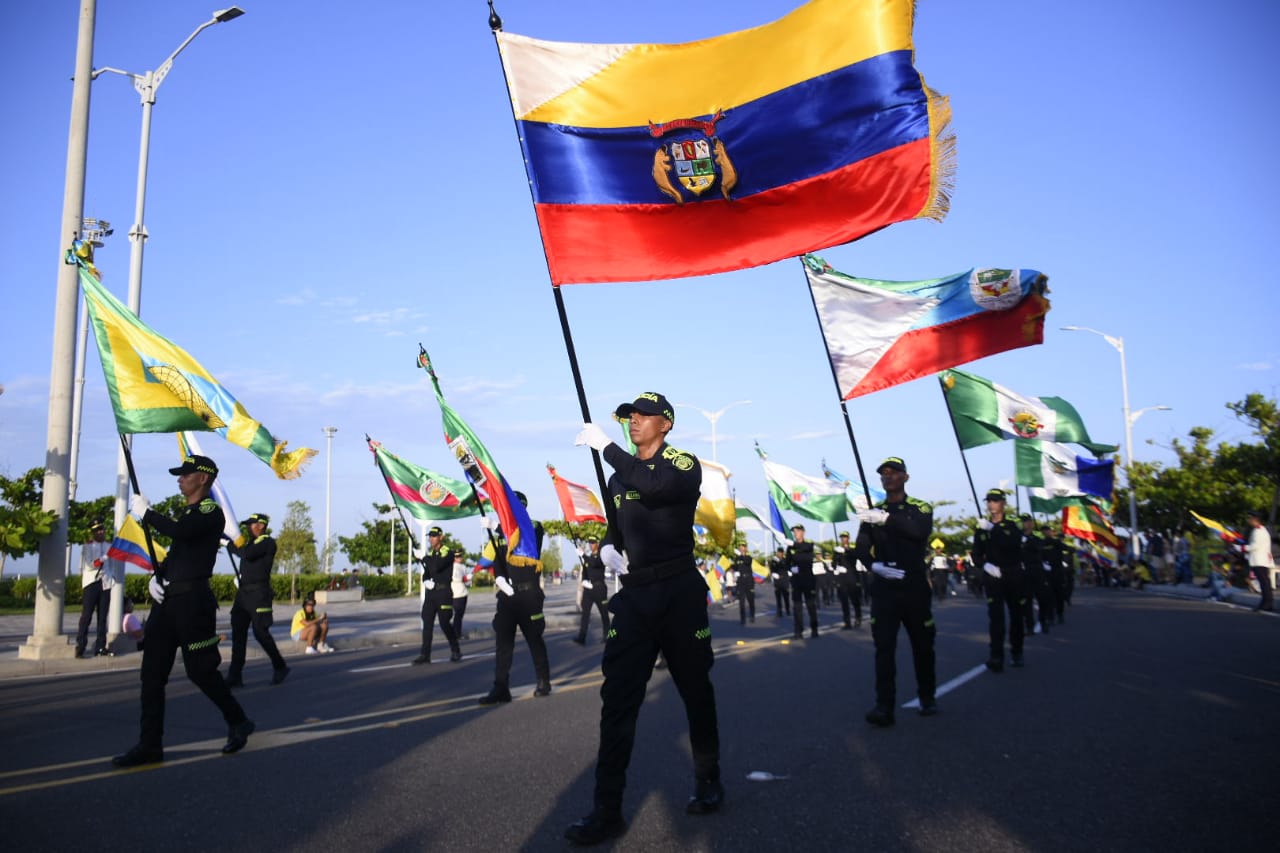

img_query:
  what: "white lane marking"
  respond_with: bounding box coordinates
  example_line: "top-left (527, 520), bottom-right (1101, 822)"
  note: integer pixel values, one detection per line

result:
top-left (901, 664), bottom-right (988, 709)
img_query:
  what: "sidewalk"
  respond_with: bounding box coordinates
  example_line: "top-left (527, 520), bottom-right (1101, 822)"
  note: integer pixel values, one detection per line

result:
top-left (0, 583), bottom-right (588, 680)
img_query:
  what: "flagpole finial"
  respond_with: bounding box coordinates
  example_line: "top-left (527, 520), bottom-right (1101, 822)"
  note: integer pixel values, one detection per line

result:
top-left (488, 0), bottom-right (502, 32)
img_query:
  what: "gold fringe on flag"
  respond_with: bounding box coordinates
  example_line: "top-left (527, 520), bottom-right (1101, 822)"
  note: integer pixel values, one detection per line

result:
top-left (270, 442), bottom-right (318, 480)
top-left (919, 86), bottom-right (956, 223)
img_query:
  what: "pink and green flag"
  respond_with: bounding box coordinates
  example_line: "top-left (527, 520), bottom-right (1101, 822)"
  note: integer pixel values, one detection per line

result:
top-left (368, 438), bottom-right (479, 522)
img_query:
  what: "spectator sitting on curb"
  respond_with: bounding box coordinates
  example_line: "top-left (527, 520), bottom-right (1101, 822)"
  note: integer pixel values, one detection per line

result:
top-left (291, 594), bottom-right (333, 654)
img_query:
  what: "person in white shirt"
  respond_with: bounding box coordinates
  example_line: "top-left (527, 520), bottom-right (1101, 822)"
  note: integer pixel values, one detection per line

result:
top-left (1246, 510), bottom-right (1274, 612)
top-left (451, 551), bottom-right (470, 641)
top-left (76, 521), bottom-right (113, 658)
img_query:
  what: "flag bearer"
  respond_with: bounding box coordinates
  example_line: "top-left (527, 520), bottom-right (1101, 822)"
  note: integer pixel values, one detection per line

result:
top-left (112, 455), bottom-right (254, 767)
top-left (1021, 515), bottom-right (1052, 635)
top-left (973, 489), bottom-right (1026, 672)
top-left (769, 547), bottom-right (791, 617)
top-left (853, 457), bottom-right (936, 726)
top-left (1040, 525), bottom-right (1069, 624)
top-left (787, 525), bottom-right (820, 639)
top-left (566, 392), bottom-right (722, 845)
top-left (833, 531), bottom-right (862, 629)
top-left (731, 543), bottom-right (756, 624)
top-left (574, 537), bottom-right (610, 644)
top-left (414, 526), bottom-right (463, 665)
top-left (225, 513), bottom-right (290, 687)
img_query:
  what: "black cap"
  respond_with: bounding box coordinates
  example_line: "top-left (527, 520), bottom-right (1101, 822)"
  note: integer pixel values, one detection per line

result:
top-left (839, 531), bottom-right (850, 538)
top-left (1020, 513), bottom-right (1034, 522)
top-left (615, 392), bottom-right (674, 423)
top-left (246, 513), bottom-right (270, 527)
top-left (1248, 509), bottom-right (1266, 519)
top-left (984, 488), bottom-right (1007, 502)
top-left (791, 523), bottom-right (805, 531)
top-left (876, 456), bottom-right (907, 474)
top-left (428, 526), bottom-right (443, 537)
top-left (775, 547), bottom-right (784, 553)
top-left (515, 491), bottom-right (528, 507)
top-left (169, 454), bottom-right (218, 478)
top-left (586, 537), bottom-right (598, 544)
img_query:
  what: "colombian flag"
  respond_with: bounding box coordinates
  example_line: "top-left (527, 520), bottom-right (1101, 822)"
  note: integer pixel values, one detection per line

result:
top-left (108, 516), bottom-right (168, 572)
top-left (496, 0), bottom-right (952, 284)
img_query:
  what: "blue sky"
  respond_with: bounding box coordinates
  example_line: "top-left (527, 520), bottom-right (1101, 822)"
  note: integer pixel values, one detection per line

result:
top-left (2, 1), bottom-right (1277, 574)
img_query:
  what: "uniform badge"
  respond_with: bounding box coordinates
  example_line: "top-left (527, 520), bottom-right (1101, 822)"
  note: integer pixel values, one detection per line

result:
top-left (199, 498), bottom-right (217, 514)
top-left (649, 110), bottom-right (737, 204)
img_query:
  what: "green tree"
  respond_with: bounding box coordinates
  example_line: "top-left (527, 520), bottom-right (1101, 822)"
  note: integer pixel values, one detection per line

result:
top-left (337, 503), bottom-right (417, 572)
top-left (277, 500), bottom-right (318, 575)
top-left (1227, 392), bottom-right (1279, 522)
top-left (0, 468), bottom-right (57, 577)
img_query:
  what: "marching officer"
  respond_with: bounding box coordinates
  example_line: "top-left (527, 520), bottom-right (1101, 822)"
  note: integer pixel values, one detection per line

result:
top-left (769, 547), bottom-right (791, 617)
top-left (853, 457), bottom-right (936, 726)
top-left (225, 512), bottom-right (290, 687)
top-left (566, 392), bottom-right (722, 844)
top-left (574, 537), bottom-right (610, 644)
top-left (112, 454), bottom-right (254, 767)
top-left (479, 492), bottom-right (552, 704)
top-left (1020, 515), bottom-right (1051, 634)
top-left (787, 525), bottom-right (820, 639)
top-left (832, 531), bottom-right (862, 629)
top-left (414, 526), bottom-right (463, 665)
top-left (731, 543), bottom-right (756, 624)
top-left (1041, 524), bottom-right (1069, 624)
top-left (973, 489), bottom-right (1025, 671)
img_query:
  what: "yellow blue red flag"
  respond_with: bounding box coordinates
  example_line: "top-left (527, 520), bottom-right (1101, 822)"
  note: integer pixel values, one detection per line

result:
top-left (495, 0), bottom-right (953, 284)
top-left (108, 515), bottom-right (167, 572)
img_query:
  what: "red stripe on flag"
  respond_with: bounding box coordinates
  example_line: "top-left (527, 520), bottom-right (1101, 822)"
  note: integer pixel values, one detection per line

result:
top-left (534, 140), bottom-right (932, 284)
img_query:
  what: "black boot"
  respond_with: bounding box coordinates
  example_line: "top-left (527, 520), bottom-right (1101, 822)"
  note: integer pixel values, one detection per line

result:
top-left (565, 811), bottom-right (626, 845)
top-left (478, 686), bottom-right (513, 706)
top-left (534, 678), bottom-right (552, 697)
top-left (222, 719), bottom-right (256, 754)
top-left (686, 778), bottom-right (725, 814)
top-left (111, 744), bottom-right (163, 768)
top-left (865, 706), bottom-right (895, 727)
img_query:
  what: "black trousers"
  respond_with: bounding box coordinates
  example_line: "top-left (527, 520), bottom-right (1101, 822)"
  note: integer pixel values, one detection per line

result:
top-left (137, 587), bottom-right (246, 749)
top-left (773, 584), bottom-right (790, 615)
top-left (792, 585), bottom-right (819, 636)
top-left (578, 588), bottom-right (609, 641)
top-left (451, 595), bottom-right (468, 639)
top-left (1251, 565), bottom-right (1274, 610)
top-left (736, 587), bottom-right (755, 623)
top-left (492, 587), bottom-right (549, 690)
top-left (836, 578), bottom-right (861, 626)
top-left (986, 574), bottom-right (1026, 662)
top-left (869, 580), bottom-right (936, 708)
top-left (420, 590), bottom-right (460, 659)
top-left (76, 579), bottom-right (108, 654)
top-left (1033, 571), bottom-right (1056, 630)
top-left (1050, 571), bottom-right (1067, 621)
top-left (594, 568), bottom-right (718, 814)
top-left (227, 600), bottom-right (287, 678)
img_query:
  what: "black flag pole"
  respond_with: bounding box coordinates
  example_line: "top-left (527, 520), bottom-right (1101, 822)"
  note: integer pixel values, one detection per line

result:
top-left (937, 376), bottom-right (983, 516)
top-left (118, 434), bottom-right (163, 579)
top-left (798, 258), bottom-right (873, 509)
top-left (487, 3), bottom-right (618, 534)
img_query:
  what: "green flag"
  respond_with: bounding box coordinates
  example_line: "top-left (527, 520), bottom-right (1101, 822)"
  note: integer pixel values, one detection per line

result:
top-left (368, 438), bottom-right (479, 522)
top-left (940, 368), bottom-right (1117, 456)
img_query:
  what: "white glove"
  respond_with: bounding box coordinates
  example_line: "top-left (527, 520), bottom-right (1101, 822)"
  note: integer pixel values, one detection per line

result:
top-left (983, 562), bottom-right (1002, 578)
top-left (833, 546), bottom-right (846, 554)
top-left (148, 574), bottom-right (167, 604)
top-left (977, 519), bottom-right (993, 532)
top-left (789, 566), bottom-right (799, 576)
top-left (834, 567), bottom-right (847, 575)
top-left (575, 422), bottom-right (614, 453)
top-left (412, 539), bottom-right (428, 560)
top-left (870, 562), bottom-right (905, 580)
top-left (582, 579), bottom-right (593, 590)
top-left (425, 579), bottom-right (436, 591)
top-left (419, 577), bottom-right (428, 603)
top-left (495, 576), bottom-right (515, 596)
top-left (479, 515), bottom-right (498, 531)
top-left (130, 494), bottom-right (150, 519)
top-left (1042, 562), bottom-right (1052, 572)
top-left (857, 509), bottom-right (889, 526)
top-left (600, 544), bottom-right (628, 576)
top-left (232, 574), bottom-right (240, 589)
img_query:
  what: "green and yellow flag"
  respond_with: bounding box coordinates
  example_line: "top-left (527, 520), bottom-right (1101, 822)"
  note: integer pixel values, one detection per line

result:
top-left (78, 261), bottom-right (315, 479)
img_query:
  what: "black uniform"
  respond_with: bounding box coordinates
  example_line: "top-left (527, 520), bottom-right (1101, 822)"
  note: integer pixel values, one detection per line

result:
top-left (486, 525), bottom-right (551, 697)
top-left (1021, 527), bottom-right (1049, 633)
top-left (769, 553), bottom-right (791, 616)
top-left (576, 548), bottom-right (610, 643)
top-left (1042, 533), bottom-right (1070, 624)
top-left (832, 540), bottom-right (862, 628)
top-left (731, 552), bottom-right (755, 624)
top-left (131, 499), bottom-right (250, 754)
top-left (226, 532), bottom-right (288, 684)
top-left (853, 497), bottom-right (936, 712)
top-left (418, 543), bottom-right (461, 664)
top-left (590, 440), bottom-right (719, 819)
top-left (787, 540), bottom-right (820, 638)
top-left (973, 517), bottom-right (1026, 669)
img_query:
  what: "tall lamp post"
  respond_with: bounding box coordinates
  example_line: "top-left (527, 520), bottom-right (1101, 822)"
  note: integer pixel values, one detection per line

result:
top-left (673, 400), bottom-right (752, 463)
top-left (323, 426), bottom-right (338, 574)
top-left (1061, 326), bottom-right (1170, 560)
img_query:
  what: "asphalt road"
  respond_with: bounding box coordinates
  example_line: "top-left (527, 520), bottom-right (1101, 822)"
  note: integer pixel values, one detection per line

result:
top-left (1, 587), bottom-right (1276, 852)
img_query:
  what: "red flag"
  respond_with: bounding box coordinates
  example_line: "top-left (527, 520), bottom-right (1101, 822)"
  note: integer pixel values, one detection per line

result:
top-left (547, 465), bottom-right (607, 524)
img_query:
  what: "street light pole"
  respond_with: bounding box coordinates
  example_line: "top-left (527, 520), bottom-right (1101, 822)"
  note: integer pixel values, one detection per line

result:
top-left (673, 400), bottom-right (752, 463)
top-left (93, 7), bottom-right (245, 648)
top-left (1061, 326), bottom-right (1169, 563)
top-left (23, 0), bottom-right (97, 661)
top-left (323, 426), bottom-right (338, 574)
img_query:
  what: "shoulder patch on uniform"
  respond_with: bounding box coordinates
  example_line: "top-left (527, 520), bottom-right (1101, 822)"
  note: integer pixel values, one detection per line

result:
top-left (907, 496), bottom-right (934, 512)
top-left (199, 498), bottom-right (218, 514)
top-left (662, 445), bottom-right (697, 471)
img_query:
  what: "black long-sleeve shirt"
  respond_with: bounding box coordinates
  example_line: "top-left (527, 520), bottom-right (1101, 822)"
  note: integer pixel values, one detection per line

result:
top-left (228, 533), bottom-right (276, 608)
top-left (142, 498), bottom-right (224, 583)
top-left (602, 441), bottom-right (701, 583)
top-left (852, 495), bottom-right (933, 586)
top-left (972, 518), bottom-right (1023, 578)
